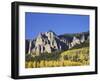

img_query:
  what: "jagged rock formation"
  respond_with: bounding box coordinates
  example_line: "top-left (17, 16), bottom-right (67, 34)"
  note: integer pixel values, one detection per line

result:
top-left (31, 31), bottom-right (68, 55)
top-left (81, 35), bottom-right (85, 43)
top-left (25, 31), bottom-right (89, 56)
top-left (71, 36), bottom-right (81, 47)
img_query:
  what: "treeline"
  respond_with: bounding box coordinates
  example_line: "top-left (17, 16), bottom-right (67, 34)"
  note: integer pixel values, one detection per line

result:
top-left (25, 47), bottom-right (89, 68)
top-left (25, 51), bottom-right (62, 62)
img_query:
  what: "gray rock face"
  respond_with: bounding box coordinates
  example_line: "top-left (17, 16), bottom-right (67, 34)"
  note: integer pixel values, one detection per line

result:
top-left (28, 40), bottom-right (32, 54)
top-left (33, 31), bottom-right (60, 55)
top-left (45, 44), bottom-right (52, 53)
top-left (29, 31), bottom-right (69, 55)
top-left (80, 34), bottom-right (85, 43)
top-left (25, 31), bottom-right (89, 56)
top-left (71, 36), bottom-right (80, 47)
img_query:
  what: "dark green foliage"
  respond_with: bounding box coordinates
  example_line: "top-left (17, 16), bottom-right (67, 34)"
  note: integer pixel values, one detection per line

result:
top-left (59, 31), bottom-right (89, 41)
top-left (25, 54), bottom-right (33, 61)
top-left (25, 51), bottom-right (62, 62)
top-left (69, 40), bottom-right (89, 50)
top-left (64, 55), bottom-right (68, 60)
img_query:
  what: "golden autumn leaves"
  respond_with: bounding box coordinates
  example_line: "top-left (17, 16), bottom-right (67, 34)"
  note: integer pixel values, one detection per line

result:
top-left (25, 47), bottom-right (89, 68)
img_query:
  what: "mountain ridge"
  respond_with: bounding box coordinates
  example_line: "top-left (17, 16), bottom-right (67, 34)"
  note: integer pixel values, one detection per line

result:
top-left (25, 30), bottom-right (89, 56)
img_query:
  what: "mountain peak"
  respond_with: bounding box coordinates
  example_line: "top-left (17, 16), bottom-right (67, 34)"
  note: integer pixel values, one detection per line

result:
top-left (47, 30), bottom-right (56, 35)
top-left (26, 31), bottom-right (89, 56)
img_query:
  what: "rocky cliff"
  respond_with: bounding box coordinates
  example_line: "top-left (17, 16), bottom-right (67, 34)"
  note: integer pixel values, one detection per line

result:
top-left (26, 31), bottom-right (89, 56)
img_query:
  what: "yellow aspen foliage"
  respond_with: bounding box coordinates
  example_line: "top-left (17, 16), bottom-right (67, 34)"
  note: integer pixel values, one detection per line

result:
top-left (36, 62), bottom-right (40, 68)
top-left (40, 60), bottom-right (45, 67)
top-left (27, 61), bottom-right (33, 68)
top-left (32, 61), bottom-right (36, 68)
top-left (44, 60), bottom-right (48, 67)
top-left (25, 47), bottom-right (89, 68)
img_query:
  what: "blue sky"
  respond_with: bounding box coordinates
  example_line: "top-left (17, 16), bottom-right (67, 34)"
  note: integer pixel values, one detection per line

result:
top-left (25, 12), bottom-right (89, 39)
